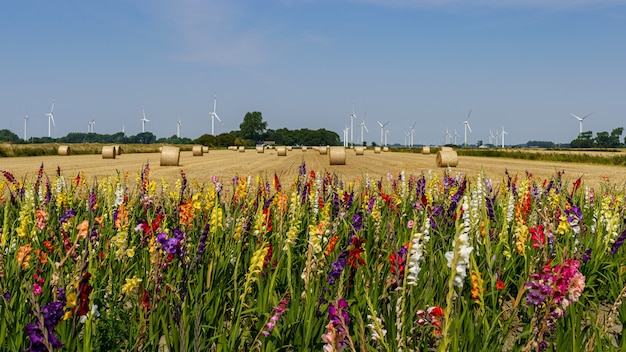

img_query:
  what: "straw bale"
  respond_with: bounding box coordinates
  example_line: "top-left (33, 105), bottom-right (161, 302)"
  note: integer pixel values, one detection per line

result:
top-left (160, 146), bottom-right (180, 166)
top-left (192, 145), bottom-right (204, 156)
top-left (374, 146), bottom-right (381, 154)
top-left (238, 146), bottom-right (245, 152)
top-left (329, 146), bottom-right (346, 165)
top-left (422, 146), bottom-right (431, 154)
top-left (101, 146), bottom-right (116, 159)
top-left (58, 145), bottom-right (71, 156)
top-left (256, 146), bottom-right (265, 153)
top-left (354, 146), bottom-right (365, 155)
top-left (276, 146), bottom-right (287, 156)
top-left (436, 149), bottom-right (459, 167)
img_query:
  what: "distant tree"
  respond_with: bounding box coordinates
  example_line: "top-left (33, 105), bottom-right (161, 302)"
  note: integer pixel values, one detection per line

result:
top-left (195, 134), bottom-right (218, 147)
top-left (595, 131), bottom-right (611, 148)
top-left (0, 129), bottom-right (21, 143)
top-left (610, 127), bottom-right (624, 147)
top-left (215, 133), bottom-right (236, 147)
top-left (570, 131), bottom-right (594, 148)
top-left (127, 132), bottom-right (157, 144)
top-left (527, 140), bottom-right (555, 148)
top-left (239, 112), bottom-right (267, 142)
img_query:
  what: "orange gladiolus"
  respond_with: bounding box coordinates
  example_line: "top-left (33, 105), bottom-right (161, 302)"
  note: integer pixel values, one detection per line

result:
top-left (76, 220), bottom-right (89, 239)
top-left (16, 244), bottom-right (32, 269)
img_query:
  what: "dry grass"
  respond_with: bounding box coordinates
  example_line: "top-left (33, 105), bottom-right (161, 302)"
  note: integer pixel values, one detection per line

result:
top-left (2, 148), bottom-right (626, 190)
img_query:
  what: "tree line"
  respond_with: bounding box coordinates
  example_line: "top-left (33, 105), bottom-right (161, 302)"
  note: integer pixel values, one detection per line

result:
top-left (0, 111), bottom-right (341, 147)
top-left (570, 128), bottom-right (624, 148)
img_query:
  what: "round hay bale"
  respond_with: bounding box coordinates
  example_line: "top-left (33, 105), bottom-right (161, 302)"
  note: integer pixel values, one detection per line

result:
top-left (329, 147), bottom-right (346, 165)
top-left (276, 146), bottom-right (287, 156)
top-left (160, 146), bottom-right (180, 166)
top-left (228, 146), bottom-right (237, 151)
top-left (192, 145), bottom-right (204, 156)
top-left (114, 145), bottom-right (123, 155)
top-left (256, 146), bottom-right (265, 153)
top-left (436, 149), bottom-right (458, 167)
top-left (374, 146), bottom-right (381, 154)
top-left (202, 146), bottom-right (209, 153)
top-left (383, 146), bottom-right (389, 152)
top-left (441, 146), bottom-right (454, 151)
top-left (422, 146), bottom-right (431, 154)
top-left (58, 145), bottom-right (71, 156)
top-left (318, 146), bottom-right (328, 155)
top-left (287, 146), bottom-right (293, 151)
top-left (101, 146), bottom-right (116, 159)
top-left (354, 146), bottom-right (364, 155)
top-left (238, 146), bottom-right (245, 153)
top-left (159, 146), bottom-right (163, 152)
top-left (302, 146), bottom-right (307, 152)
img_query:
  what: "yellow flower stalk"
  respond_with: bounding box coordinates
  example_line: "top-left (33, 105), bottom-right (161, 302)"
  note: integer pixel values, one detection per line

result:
top-left (121, 276), bottom-right (143, 295)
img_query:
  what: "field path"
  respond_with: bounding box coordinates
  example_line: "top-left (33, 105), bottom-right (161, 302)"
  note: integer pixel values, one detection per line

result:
top-left (2, 148), bottom-right (626, 189)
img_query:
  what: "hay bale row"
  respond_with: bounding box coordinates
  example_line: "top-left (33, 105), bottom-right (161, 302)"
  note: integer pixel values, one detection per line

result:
top-left (436, 149), bottom-right (458, 167)
top-left (383, 146), bottom-right (389, 152)
top-left (58, 145), bottom-right (71, 156)
top-left (422, 146), bottom-right (431, 154)
top-left (374, 146), bottom-right (381, 154)
top-left (302, 146), bottom-right (307, 152)
top-left (228, 146), bottom-right (238, 151)
top-left (287, 146), bottom-right (293, 151)
top-left (256, 146), bottom-right (265, 153)
top-left (318, 146), bottom-right (328, 155)
top-left (276, 146), bottom-right (287, 156)
top-left (354, 146), bottom-right (364, 155)
top-left (114, 145), bottom-right (122, 155)
top-left (192, 145), bottom-right (204, 156)
top-left (238, 146), bottom-right (245, 153)
top-left (329, 146), bottom-right (346, 165)
top-left (161, 146), bottom-right (180, 166)
top-left (102, 146), bottom-right (116, 159)
top-left (202, 146), bottom-right (209, 153)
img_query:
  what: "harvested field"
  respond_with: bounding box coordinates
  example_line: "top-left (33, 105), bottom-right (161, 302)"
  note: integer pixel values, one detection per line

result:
top-left (2, 148), bottom-right (626, 189)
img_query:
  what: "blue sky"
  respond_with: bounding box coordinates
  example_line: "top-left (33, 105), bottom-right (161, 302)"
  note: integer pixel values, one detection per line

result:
top-left (2, 0), bottom-right (626, 146)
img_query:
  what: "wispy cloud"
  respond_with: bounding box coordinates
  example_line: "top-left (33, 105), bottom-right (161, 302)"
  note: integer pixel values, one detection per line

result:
top-left (152, 0), bottom-right (272, 66)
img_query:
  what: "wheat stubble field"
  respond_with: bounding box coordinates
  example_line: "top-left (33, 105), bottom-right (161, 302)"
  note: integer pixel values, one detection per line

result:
top-left (2, 148), bottom-right (626, 189)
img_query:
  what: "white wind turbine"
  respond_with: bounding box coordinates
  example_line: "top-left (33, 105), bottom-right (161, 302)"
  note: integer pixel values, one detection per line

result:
top-left (343, 126), bottom-right (349, 147)
top-left (445, 128), bottom-right (451, 145)
top-left (463, 110), bottom-right (472, 146)
top-left (210, 94), bottom-right (223, 136)
top-left (454, 129), bottom-right (460, 145)
top-left (501, 126), bottom-right (508, 148)
top-left (349, 102), bottom-right (358, 146)
top-left (24, 113), bottom-right (29, 141)
top-left (376, 120), bottom-right (389, 146)
top-left (571, 112), bottom-right (593, 135)
top-left (488, 129), bottom-right (495, 145)
top-left (177, 116), bottom-right (182, 138)
top-left (88, 119), bottom-right (95, 133)
top-left (45, 98), bottom-right (56, 138)
top-left (360, 112), bottom-right (369, 146)
top-left (409, 121), bottom-right (416, 147)
top-left (141, 106), bottom-right (150, 133)
top-left (385, 128), bottom-right (390, 146)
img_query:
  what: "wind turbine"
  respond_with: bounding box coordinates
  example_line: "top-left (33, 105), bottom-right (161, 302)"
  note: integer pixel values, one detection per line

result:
top-left (88, 119), bottom-right (95, 133)
top-left (177, 116), bottom-right (182, 138)
top-left (343, 126), bottom-right (349, 147)
top-left (45, 98), bottom-right (56, 138)
top-left (24, 113), bottom-right (29, 141)
top-left (454, 129), bottom-right (460, 145)
top-left (376, 120), bottom-right (389, 146)
top-left (463, 110), bottom-right (472, 146)
top-left (384, 128), bottom-right (390, 146)
top-left (488, 129), bottom-right (495, 145)
top-left (501, 126), bottom-right (508, 148)
top-left (571, 112), bottom-right (593, 135)
top-left (409, 121), bottom-right (416, 147)
top-left (445, 128), bottom-right (451, 145)
top-left (210, 94), bottom-right (223, 136)
top-left (360, 112), bottom-right (369, 146)
top-left (349, 102), bottom-right (358, 147)
top-left (141, 106), bottom-right (150, 133)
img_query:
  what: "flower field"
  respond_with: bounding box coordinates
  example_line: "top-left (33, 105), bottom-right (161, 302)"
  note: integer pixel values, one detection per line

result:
top-left (1, 162), bottom-right (625, 351)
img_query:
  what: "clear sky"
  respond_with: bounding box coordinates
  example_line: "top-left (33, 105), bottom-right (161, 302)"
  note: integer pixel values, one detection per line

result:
top-left (2, 0), bottom-right (626, 146)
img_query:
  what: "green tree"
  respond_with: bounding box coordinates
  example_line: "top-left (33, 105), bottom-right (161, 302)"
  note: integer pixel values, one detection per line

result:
top-left (239, 111), bottom-right (267, 142)
top-left (570, 131), bottom-right (594, 148)
top-left (0, 129), bottom-right (21, 143)
top-left (610, 127), bottom-right (623, 147)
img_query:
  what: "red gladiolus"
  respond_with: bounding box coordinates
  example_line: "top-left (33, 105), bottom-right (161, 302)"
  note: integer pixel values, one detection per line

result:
top-left (496, 280), bottom-right (505, 290)
top-left (75, 272), bottom-right (93, 316)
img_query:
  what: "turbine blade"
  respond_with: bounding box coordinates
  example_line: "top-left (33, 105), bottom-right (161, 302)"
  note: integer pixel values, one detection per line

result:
top-left (215, 113), bottom-right (223, 123)
top-left (467, 109), bottom-right (471, 120)
top-left (571, 113), bottom-right (583, 121)
top-left (51, 115), bottom-right (56, 127)
top-left (364, 125), bottom-right (369, 133)
top-left (583, 112), bottom-right (593, 119)
top-left (467, 124), bottom-right (472, 133)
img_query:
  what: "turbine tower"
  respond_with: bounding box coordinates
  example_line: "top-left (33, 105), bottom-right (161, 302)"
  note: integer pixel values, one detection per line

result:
top-left (409, 121), bottom-right (416, 147)
top-left (463, 110), bottom-right (472, 146)
top-left (376, 120), bottom-right (389, 146)
top-left (501, 126), bottom-right (508, 148)
top-left (571, 112), bottom-right (593, 135)
top-left (24, 113), bottom-right (29, 141)
top-left (210, 94), bottom-right (223, 136)
top-left (177, 116), bottom-right (182, 138)
top-left (349, 102), bottom-right (358, 147)
top-left (360, 112), bottom-right (369, 146)
top-left (45, 98), bottom-right (56, 138)
top-left (454, 129), bottom-right (460, 145)
top-left (445, 128), bottom-right (451, 145)
top-left (88, 119), bottom-right (95, 133)
top-left (488, 129), bottom-right (495, 145)
top-left (343, 126), bottom-right (349, 147)
top-left (141, 106), bottom-right (151, 133)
